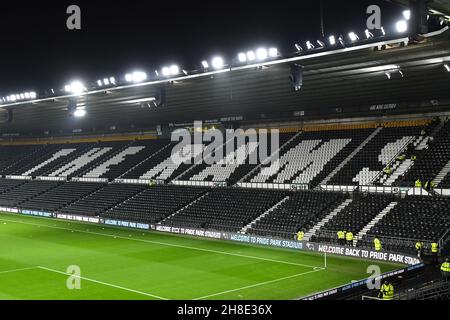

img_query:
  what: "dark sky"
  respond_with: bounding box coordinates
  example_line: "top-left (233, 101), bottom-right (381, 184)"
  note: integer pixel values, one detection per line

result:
top-left (0, 0), bottom-right (406, 95)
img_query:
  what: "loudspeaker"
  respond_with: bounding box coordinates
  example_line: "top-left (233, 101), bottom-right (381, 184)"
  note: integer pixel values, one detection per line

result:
top-left (0, 108), bottom-right (13, 123)
top-left (67, 98), bottom-right (78, 113)
top-left (156, 86), bottom-right (166, 107)
top-left (289, 64), bottom-right (304, 91)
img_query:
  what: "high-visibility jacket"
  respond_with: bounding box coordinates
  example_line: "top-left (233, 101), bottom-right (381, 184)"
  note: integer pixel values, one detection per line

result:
top-left (381, 283), bottom-right (394, 300)
top-left (384, 167), bottom-right (391, 175)
top-left (396, 155), bottom-right (406, 161)
top-left (374, 238), bottom-right (382, 251)
top-left (415, 242), bottom-right (423, 250)
top-left (297, 231), bottom-right (304, 241)
top-left (337, 231), bottom-right (345, 240)
top-left (431, 243), bottom-right (439, 253)
top-left (415, 179), bottom-right (422, 188)
top-left (346, 232), bottom-right (354, 241)
top-left (441, 262), bottom-right (450, 273)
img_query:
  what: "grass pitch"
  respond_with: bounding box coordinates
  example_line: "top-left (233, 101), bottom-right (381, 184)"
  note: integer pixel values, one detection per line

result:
top-left (0, 212), bottom-right (402, 300)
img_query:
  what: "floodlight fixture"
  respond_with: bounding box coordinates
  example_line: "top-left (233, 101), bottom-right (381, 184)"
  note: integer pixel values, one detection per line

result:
top-left (396, 20), bottom-right (408, 33)
top-left (211, 56), bottom-right (224, 69)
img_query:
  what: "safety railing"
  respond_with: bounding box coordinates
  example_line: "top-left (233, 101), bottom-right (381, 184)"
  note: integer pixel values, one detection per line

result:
top-left (370, 135), bottom-right (417, 185)
top-left (439, 227), bottom-right (450, 251)
top-left (361, 234), bottom-right (433, 254)
top-left (395, 281), bottom-right (450, 300)
top-left (244, 228), bottom-right (297, 240)
top-left (358, 185), bottom-right (403, 195)
top-left (236, 182), bottom-right (308, 191)
top-left (313, 230), bottom-right (434, 252)
top-left (171, 180), bottom-right (227, 187)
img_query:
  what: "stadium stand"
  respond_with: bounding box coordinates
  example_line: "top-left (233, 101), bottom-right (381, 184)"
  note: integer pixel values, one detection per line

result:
top-left (0, 145), bottom-right (43, 175)
top-left (162, 187), bottom-right (289, 232)
top-left (58, 183), bottom-right (146, 216)
top-left (359, 196), bottom-right (450, 253)
top-left (243, 129), bottom-right (373, 188)
top-left (246, 190), bottom-right (348, 238)
top-left (0, 178), bottom-right (26, 193)
top-left (311, 193), bottom-right (397, 244)
top-left (103, 185), bottom-right (210, 223)
top-left (0, 119), bottom-right (449, 258)
top-left (80, 139), bottom-right (169, 181)
top-left (0, 180), bottom-right (61, 207)
top-left (328, 124), bottom-right (428, 186)
top-left (119, 141), bottom-right (200, 182)
top-left (175, 136), bottom-right (257, 185)
top-left (19, 181), bottom-right (106, 212)
top-left (396, 119), bottom-right (450, 188)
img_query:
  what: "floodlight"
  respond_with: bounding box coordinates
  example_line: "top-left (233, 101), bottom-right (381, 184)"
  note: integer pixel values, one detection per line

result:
top-left (238, 53), bottom-right (247, 62)
top-left (403, 10), bottom-right (411, 20)
top-left (161, 67), bottom-right (170, 77)
top-left (328, 35), bottom-right (336, 45)
top-left (170, 65), bottom-right (180, 75)
top-left (65, 81), bottom-right (85, 94)
top-left (306, 41), bottom-right (315, 50)
top-left (125, 71), bottom-right (147, 83)
top-left (365, 29), bottom-right (374, 39)
top-left (268, 47), bottom-right (278, 57)
top-left (444, 64), bottom-right (450, 72)
top-left (212, 56), bottom-right (224, 69)
top-left (202, 60), bottom-right (209, 68)
top-left (73, 108), bottom-right (86, 118)
top-left (246, 51), bottom-right (256, 61)
top-left (396, 20), bottom-right (408, 33)
top-left (256, 48), bottom-right (268, 60)
top-left (348, 32), bottom-right (359, 41)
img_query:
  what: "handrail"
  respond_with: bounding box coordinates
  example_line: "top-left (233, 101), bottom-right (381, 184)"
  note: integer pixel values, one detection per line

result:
top-left (314, 229), bottom-right (434, 249)
top-left (438, 227), bottom-right (450, 250)
top-left (396, 281), bottom-right (450, 300)
top-left (370, 135), bottom-right (417, 185)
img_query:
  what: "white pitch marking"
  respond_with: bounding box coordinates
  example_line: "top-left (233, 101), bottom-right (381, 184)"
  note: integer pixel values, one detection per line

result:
top-left (0, 266), bottom-right (38, 275)
top-left (193, 268), bottom-right (324, 300)
top-left (37, 266), bottom-right (168, 300)
top-left (0, 216), bottom-right (321, 269)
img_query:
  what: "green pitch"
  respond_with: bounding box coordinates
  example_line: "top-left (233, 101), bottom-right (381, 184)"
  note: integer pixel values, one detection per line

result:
top-left (0, 212), bottom-right (402, 300)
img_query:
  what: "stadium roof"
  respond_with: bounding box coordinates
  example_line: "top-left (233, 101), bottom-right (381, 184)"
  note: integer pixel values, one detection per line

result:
top-left (1, 28), bottom-right (450, 135)
top-left (391, 0), bottom-right (450, 17)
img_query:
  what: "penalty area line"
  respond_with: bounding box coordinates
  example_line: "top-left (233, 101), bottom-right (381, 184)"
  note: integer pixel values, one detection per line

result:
top-left (37, 266), bottom-right (169, 300)
top-left (193, 268), bottom-right (325, 300)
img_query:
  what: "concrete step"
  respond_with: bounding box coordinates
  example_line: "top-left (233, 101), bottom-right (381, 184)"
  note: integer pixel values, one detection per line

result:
top-left (304, 198), bottom-right (353, 241)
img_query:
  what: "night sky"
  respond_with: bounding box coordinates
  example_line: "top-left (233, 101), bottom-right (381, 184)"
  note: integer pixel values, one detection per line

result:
top-left (0, 0), bottom-right (406, 95)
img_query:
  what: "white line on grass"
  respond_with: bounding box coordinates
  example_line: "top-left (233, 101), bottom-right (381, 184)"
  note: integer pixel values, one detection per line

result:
top-left (193, 268), bottom-right (325, 300)
top-left (37, 266), bottom-right (168, 300)
top-left (0, 216), bottom-right (321, 269)
top-left (0, 266), bottom-right (38, 275)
